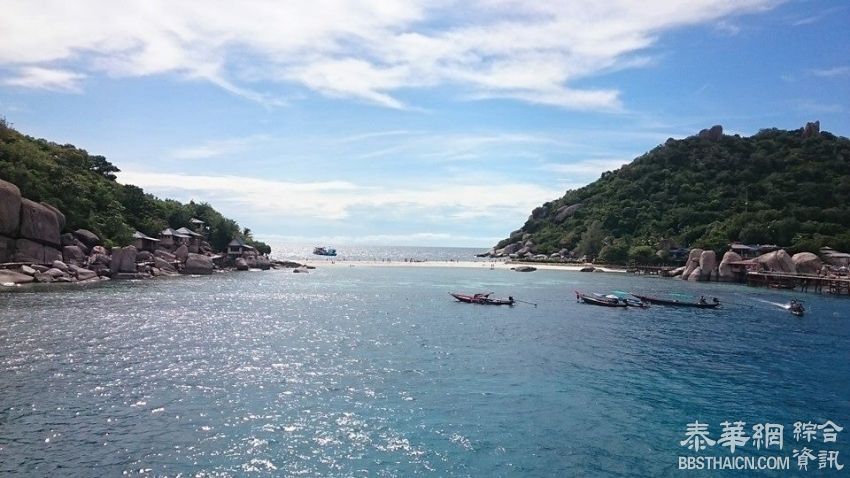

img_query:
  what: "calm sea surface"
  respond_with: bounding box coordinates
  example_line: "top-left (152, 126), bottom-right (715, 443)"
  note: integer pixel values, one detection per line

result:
top-left (1, 260), bottom-right (849, 476)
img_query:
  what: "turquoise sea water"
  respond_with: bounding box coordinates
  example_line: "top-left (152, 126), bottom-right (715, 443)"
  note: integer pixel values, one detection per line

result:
top-left (1, 265), bottom-right (849, 476)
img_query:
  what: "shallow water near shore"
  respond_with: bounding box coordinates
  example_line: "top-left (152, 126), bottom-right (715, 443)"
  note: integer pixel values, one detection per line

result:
top-left (1, 266), bottom-right (849, 476)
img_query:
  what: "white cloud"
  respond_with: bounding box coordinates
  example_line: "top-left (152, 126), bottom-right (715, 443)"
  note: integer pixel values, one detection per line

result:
top-left (2, 66), bottom-right (85, 92)
top-left (170, 134), bottom-right (271, 160)
top-left (262, 232), bottom-right (501, 247)
top-left (809, 66), bottom-right (850, 78)
top-left (0, 0), bottom-right (779, 110)
top-left (117, 169), bottom-right (563, 221)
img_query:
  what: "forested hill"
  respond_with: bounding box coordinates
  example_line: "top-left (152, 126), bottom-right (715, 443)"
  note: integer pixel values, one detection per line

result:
top-left (0, 118), bottom-right (270, 253)
top-left (495, 123), bottom-right (850, 263)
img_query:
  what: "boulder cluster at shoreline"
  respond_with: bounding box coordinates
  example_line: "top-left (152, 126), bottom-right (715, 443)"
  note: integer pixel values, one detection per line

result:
top-left (0, 178), bottom-right (293, 287)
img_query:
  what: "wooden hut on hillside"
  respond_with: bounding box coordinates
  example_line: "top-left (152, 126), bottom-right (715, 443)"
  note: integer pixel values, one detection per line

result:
top-left (131, 231), bottom-right (160, 252)
top-left (227, 237), bottom-right (256, 257)
top-left (176, 227), bottom-right (204, 253)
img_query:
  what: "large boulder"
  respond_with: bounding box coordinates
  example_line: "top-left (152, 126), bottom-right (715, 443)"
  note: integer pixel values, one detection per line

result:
top-left (554, 203), bottom-right (582, 223)
top-left (13, 238), bottom-right (46, 264)
top-left (19, 199), bottom-right (61, 247)
top-left (0, 179), bottom-right (21, 236)
top-left (0, 269), bottom-right (34, 285)
top-left (137, 250), bottom-right (154, 263)
top-left (62, 246), bottom-right (87, 266)
top-left (503, 243), bottom-right (522, 255)
top-left (73, 229), bottom-right (101, 248)
top-left (110, 245), bottom-right (138, 274)
top-left (154, 249), bottom-right (176, 261)
top-left (698, 125), bottom-right (723, 141)
top-left (754, 249), bottom-right (795, 273)
top-left (61, 233), bottom-right (90, 254)
top-left (45, 267), bottom-right (67, 279)
top-left (792, 252), bottom-right (822, 275)
top-left (681, 248), bottom-right (703, 280)
top-left (44, 246), bottom-right (62, 264)
top-left (235, 257), bottom-right (249, 270)
top-left (718, 251), bottom-right (743, 282)
top-left (699, 250), bottom-right (717, 280)
top-left (154, 257), bottom-right (176, 272)
top-left (51, 260), bottom-right (69, 272)
top-left (174, 244), bottom-right (189, 262)
top-left (69, 265), bottom-right (97, 281)
top-left (256, 256), bottom-right (271, 270)
top-left (182, 253), bottom-right (213, 275)
top-left (89, 253), bottom-right (110, 266)
top-left (0, 235), bottom-right (15, 263)
top-left (687, 266), bottom-right (703, 281)
top-left (802, 121), bottom-right (820, 139)
top-left (40, 202), bottom-right (65, 230)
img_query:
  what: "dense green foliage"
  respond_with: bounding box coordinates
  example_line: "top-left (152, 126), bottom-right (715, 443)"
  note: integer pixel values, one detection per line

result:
top-left (0, 119), bottom-right (270, 253)
top-left (498, 127), bottom-right (850, 263)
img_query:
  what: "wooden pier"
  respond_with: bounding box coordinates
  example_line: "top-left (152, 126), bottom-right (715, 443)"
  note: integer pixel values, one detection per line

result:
top-left (746, 271), bottom-right (850, 295)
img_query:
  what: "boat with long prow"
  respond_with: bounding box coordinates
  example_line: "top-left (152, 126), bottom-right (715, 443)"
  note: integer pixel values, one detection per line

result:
top-left (629, 293), bottom-right (720, 309)
top-left (450, 292), bottom-right (515, 306)
top-left (575, 291), bottom-right (629, 307)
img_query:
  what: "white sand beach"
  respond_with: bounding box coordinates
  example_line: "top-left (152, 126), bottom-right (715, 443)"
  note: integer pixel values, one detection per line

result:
top-left (302, 259), bottom-right (627, 273)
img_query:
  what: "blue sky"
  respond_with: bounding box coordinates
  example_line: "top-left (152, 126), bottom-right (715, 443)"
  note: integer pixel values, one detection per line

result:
top-left (1, 1), bottom-right (848, 247)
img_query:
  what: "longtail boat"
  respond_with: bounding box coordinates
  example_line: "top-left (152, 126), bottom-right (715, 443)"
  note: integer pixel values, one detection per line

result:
top-left (789, 300), bottom-right (805, 316)
top-left (575, 291), bottom-right (628, 307)
top-left (630, 293), bottom-right (720, 309)
top-left (450, 292), bottom-right (515, 306)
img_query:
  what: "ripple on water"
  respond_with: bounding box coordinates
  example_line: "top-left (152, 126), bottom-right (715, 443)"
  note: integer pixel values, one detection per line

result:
top-left (0, 267), bottom-right (848, 476)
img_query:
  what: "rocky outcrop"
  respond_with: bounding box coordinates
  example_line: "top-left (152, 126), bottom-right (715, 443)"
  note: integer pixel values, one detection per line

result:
top-left (0, 179), bottom-right (22, 236)
top-left (137, 251), bottom-right (154, 263)
top-left (681, 248), bottom-right (703, 280)
top-left (13, 238), bottom-right (61, 265)
top-left (554, 203), bottom-right (582, 223)
top-left (73, 229), bottom-right (101, 248)
top-left (0, 269), bottom-right (34, 285)
top-left (18, 199), bottom-right (61, 247)
top-left (754, 249), bottom-right (795, 273)
top-left (61, 233), bottom-right (90, 254)
top-left (256, 256), bottom-right (271, 270)
top-left (698, 125), bottom-right (723, 141)
top-left (687, 266), bottom-right (702, 281)
top-left (69, 265), bottom-right (97, 281)
top-left (802, 121), bottom-right (820, 139)
top-left (718, 251), bottom-right (742, 282)
top-left (699, 250), bottom-right (717, 280)
top-left (154, 257), bottom-right (177, 273)
top-left (530, 205), bottom-right (549, 220)
top-left (154, 249), bottom-right (176, 261)
top-left (183, 253), bottom-right (213, 275)
top-left (110, 245), bottom-right (138, 274)
top-left (235, 257), bottom-right (249, 270)
top-left (40, 203), bottom-right (65, 230)
top-left (62, 246), bottom-right (86, 265)
top-left (0, 235), bottom-right (14, 263)
top-left (174, 244), bottom-right (189, 262)
top-left (792, 252), bottom-right (822, 275)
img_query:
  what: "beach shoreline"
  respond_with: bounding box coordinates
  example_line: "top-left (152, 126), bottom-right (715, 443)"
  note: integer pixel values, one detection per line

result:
top-left (296, 259), bottom-right (628, 273)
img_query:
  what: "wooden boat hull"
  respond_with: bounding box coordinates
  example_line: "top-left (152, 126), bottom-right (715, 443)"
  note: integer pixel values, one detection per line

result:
top-left (575, 291), bottom-right (628, 307)
top-left (450, 293), bottom-right (514, 306)
top-left (630, 293), bottom-right (720, 308)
